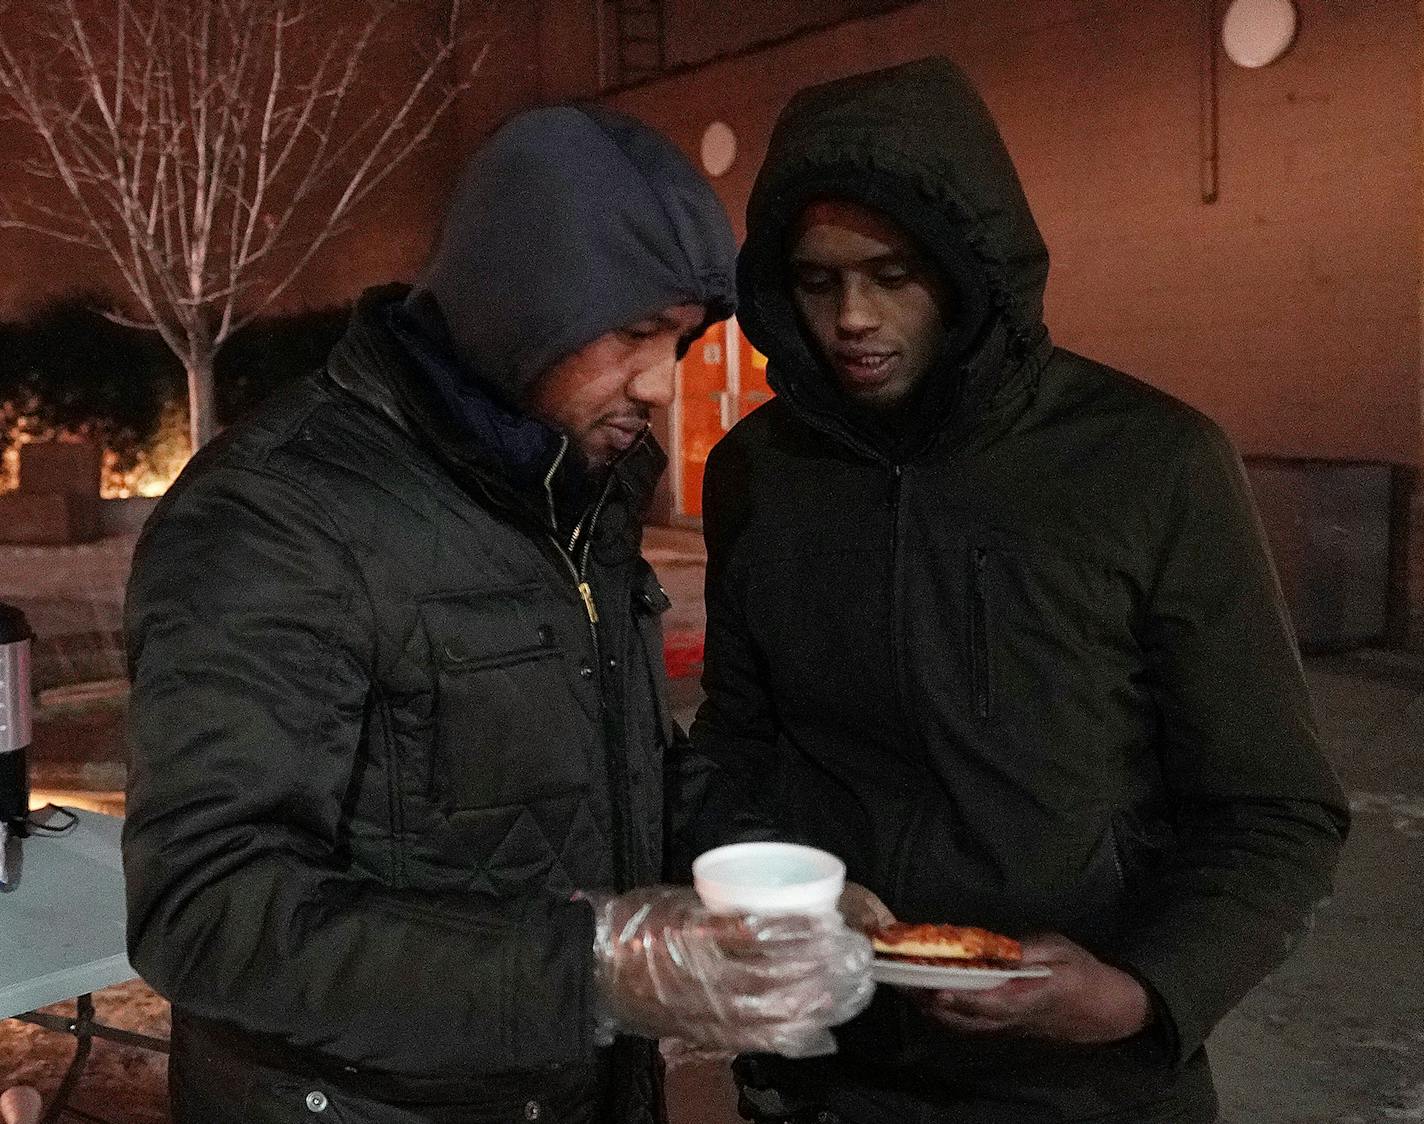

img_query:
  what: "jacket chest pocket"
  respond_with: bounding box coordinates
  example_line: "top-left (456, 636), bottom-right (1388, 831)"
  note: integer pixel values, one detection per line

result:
top-left (968, 543), bottom-right (996, 720)
top-left (421, 586), bottom-right (592, 813)
top-left (957, 534), bottom-right (1135, 729)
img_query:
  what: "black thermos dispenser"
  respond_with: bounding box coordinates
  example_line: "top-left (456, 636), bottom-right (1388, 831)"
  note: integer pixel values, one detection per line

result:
top-left (0, 602), bottom-right (33, 827)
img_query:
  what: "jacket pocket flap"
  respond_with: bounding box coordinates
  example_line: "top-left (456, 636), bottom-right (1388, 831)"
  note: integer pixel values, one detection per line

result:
top-left (421, 586), bottom-right (554, 666)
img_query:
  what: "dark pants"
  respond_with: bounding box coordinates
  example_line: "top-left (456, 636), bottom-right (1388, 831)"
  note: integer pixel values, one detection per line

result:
top-left (739, 1088), bottom-right (1216, 1124)
top-left (734, 1057), bottom-right (1217, 1124)
top-left (169, 1046), bottom-right (503, 1124)
top-left (168, 1010), bottom-right (611, 1124)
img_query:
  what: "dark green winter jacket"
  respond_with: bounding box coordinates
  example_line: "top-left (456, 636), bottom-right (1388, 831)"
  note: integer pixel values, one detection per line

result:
top-left (689, 57), bottom-right (1348, 1123)
top-left (123, 105), bottom-right (735, 1124)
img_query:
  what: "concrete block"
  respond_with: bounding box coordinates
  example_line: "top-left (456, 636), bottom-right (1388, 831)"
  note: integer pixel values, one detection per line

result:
top-left (19, 441), bottom-right (102, 497)
top-left (0, 491), bottom-right (103, 544)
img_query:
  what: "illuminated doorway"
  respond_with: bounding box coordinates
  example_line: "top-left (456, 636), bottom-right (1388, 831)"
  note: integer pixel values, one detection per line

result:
top-left (670, 317), bottom-right (770, 521)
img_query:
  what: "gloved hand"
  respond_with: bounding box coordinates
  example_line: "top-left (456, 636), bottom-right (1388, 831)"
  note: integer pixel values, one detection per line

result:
top-left (837, 881), bottom-right (896, 935)
top-left (582, 886), bottom-right (874, 1058)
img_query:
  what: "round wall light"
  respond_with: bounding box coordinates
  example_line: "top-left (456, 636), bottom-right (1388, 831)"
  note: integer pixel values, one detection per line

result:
top-left (1222, 0), bottom-right (1298, 68)
top-left (700, 121), bottom-right (737, 178)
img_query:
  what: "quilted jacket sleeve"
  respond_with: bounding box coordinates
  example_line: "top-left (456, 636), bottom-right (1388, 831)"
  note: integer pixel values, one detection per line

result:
top-left (122, 461), bottom-right (597, 1079)
top-left (1108, 418), bottom-right (1349, 1067)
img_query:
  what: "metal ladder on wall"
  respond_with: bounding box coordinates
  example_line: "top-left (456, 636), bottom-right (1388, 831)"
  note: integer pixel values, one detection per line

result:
top-left (606, 0), bottom-right (666, 87)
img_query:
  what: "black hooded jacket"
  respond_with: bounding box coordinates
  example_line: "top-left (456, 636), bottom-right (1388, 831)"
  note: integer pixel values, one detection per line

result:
top-left (689, 58), bottom-right (1348, 1122)
top-left (123, 105), bottom-right (734, 1124)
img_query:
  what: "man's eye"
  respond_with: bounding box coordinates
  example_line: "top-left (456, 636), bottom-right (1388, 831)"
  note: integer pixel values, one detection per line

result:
top-left (876, 270), bottom-right (912, 289)
top-left (793, 271), bottom-right (835, 296)
top-left (620, 324), bottom-right (659, 341)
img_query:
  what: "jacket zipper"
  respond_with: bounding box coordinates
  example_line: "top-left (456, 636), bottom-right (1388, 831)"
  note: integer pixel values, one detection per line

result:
top-left (888, 467), bottom-right (905, 699)
top-left (541, 434), bottom-right (606, 643)
top-left (886, 462), bottom-right (925, 913)
top-left (970, 546), bottom-right (992, 719)
top-left (543, 445), bottom-right (633, 889)
top-left (888, 463), bottom-right (915, 742)
top-left (543, 437), bottom-right (569, 537)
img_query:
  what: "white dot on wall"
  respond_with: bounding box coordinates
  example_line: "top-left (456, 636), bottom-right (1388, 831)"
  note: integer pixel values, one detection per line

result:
top-left (1222, 0), bottom-right (1298, 69)
top-left (700, 121), bottom-right (737, 178)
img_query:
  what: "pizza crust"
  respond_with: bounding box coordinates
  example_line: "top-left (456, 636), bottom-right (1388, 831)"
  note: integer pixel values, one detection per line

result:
top-left (871, 922), bottom-right (1022, 965)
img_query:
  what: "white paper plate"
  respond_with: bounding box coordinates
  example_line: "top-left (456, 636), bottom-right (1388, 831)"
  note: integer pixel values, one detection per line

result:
top-left (872, 958), bottom-right (1052, 990)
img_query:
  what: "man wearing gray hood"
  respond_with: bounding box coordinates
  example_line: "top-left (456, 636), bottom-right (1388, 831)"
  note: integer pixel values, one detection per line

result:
top-left (123, 106), bottom-right (870, 1124)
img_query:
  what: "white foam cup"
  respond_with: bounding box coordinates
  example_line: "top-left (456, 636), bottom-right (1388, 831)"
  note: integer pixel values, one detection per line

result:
top-left (692, 841), bottom-right (846, 916)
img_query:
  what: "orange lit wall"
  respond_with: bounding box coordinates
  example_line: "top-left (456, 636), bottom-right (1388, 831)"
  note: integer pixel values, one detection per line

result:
top-left (678, 321), bottom-right (731, 518)
top-left (670, 320), bottom-right (771, 519)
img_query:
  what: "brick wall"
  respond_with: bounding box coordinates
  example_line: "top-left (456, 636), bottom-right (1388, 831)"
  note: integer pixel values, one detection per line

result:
top-left (2, 0), bottom-right (1421, 637)
top-left (660, 0), bottom-right (910, 71)
top-left (610, 0), bottom-right (1424, 638)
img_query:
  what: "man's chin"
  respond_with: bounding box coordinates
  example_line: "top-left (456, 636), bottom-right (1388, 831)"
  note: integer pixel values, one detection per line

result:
top-left (573, 445), bottom-right (614, 473)
top-left (573, 436), bottom-right (626, 473)
top-left (842, 382), bottom-right (914, 414)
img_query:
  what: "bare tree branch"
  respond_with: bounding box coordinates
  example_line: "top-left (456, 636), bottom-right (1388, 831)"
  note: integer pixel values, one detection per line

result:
top-left (235, 2), bottom-right (481, 332)
top-left (0, 214), bottom-right (104, 249)
top-left (1, 0), bottom-right (487, 448)
top-left (99, 305), bottom-right (162, 331)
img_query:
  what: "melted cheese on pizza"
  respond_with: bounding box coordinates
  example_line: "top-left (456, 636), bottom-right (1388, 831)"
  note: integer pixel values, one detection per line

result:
top-left (871, 922), bottom-right (1022, 964)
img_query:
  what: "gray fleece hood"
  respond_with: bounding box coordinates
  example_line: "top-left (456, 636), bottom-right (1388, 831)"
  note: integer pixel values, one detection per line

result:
top-left (412, 105), bottom-right (737, 405)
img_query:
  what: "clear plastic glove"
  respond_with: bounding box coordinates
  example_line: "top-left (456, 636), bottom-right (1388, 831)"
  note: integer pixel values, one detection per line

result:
top-left (582, 886), bottom-right (874, 1058)
top-left (837, 881), bottom-right (896, 935)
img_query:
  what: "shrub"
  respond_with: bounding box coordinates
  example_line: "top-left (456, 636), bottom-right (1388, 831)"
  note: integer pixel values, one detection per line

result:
top-left (0, 296), bottom-right (352, 491)
top-left (0, 294), bottom-right (177, 472)
top-left (216, 305), bottom-right (351, 425)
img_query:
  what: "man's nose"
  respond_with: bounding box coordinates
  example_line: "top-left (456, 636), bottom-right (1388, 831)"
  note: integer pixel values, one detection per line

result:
top-left (837, 279), bottom-right (878, 335)
top-left (628, 354), bottom-right (676, 409)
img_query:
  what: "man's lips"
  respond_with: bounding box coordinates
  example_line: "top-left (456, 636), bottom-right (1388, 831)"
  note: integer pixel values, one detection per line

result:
top-left (834, 350), bottom-right (900, 388)
top-left (599, 418), bottom-right (648, 449)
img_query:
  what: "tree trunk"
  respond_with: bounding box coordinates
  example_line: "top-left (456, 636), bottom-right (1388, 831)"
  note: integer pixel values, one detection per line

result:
top-left (185, 353), bottom-right (217, 453)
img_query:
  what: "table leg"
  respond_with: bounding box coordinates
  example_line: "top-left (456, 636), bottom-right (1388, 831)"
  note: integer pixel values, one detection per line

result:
top-left (38, 993), bottom-right (93, 1124)
top-left (11, 993), bottom-right (169, 1124)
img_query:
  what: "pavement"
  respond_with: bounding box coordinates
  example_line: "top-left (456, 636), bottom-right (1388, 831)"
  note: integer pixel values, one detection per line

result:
top-left (3, 528), bottom-right (1422, 1122)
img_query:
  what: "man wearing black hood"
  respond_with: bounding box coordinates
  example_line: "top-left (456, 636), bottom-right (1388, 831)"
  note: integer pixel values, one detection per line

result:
top-left (690, 58), bottom-right (1348, 1122)
top-left (122, 106), bottom-right (871, 1124)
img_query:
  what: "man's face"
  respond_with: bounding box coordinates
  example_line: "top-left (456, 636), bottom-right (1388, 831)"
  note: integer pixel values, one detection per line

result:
top-left (526, 303), bottom-right (707, 469)
top-left (789, 200), bottom-right (949, 414)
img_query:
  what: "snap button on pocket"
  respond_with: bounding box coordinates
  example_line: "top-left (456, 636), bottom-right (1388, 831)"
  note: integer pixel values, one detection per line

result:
top-left (305, 1090), bottom-right (328, 1113)
top-left (524, 1100), bottom-right (541, 1120)
top-left (579, 664), bottom-right (595, 679)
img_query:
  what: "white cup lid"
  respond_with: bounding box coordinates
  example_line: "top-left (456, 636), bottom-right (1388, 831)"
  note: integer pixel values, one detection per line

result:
top-left (692, 841), bottom-right (846, 915)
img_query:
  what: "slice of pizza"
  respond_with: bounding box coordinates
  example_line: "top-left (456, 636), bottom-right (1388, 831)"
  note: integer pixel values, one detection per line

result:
top-left (871, 922), bottom-right (1023, 969)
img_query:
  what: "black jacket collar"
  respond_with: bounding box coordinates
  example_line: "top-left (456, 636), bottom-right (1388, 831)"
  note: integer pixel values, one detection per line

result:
top-left (326, 284), bottom-right (666, 541)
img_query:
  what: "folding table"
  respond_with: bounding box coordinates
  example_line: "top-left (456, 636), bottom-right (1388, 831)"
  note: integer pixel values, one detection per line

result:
top-left (1, 810), bottom-right (168, 1124)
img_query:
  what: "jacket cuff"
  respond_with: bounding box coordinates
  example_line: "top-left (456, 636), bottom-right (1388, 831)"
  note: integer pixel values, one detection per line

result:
top-left (1101, 945), bottom-right (1201, 1068)
top-left (1113, 959), bottom-right (1181, 1065)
